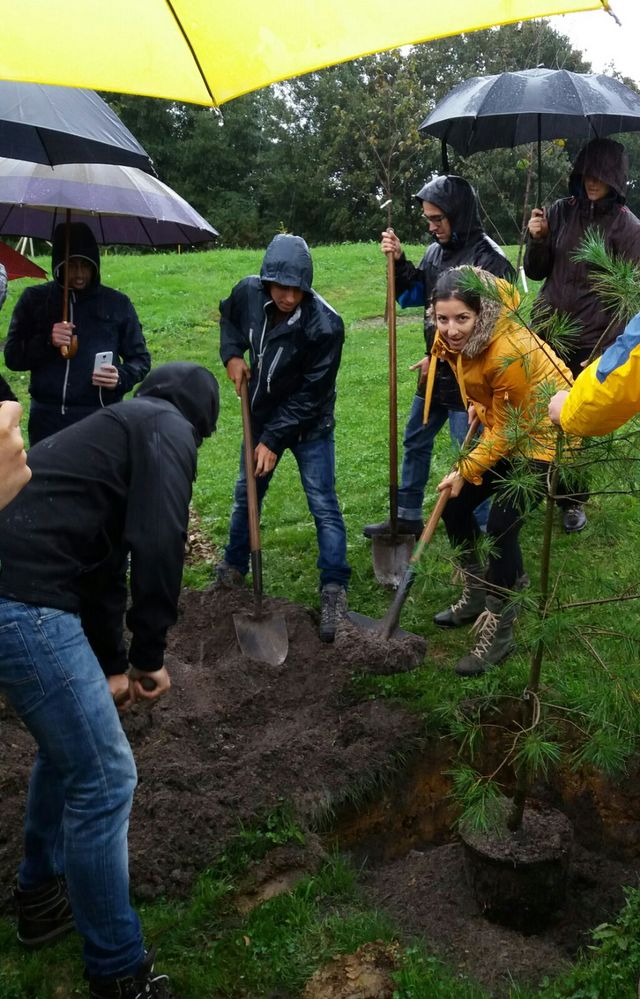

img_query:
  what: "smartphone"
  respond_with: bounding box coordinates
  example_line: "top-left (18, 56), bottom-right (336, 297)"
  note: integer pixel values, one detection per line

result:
top-left (93, 350), bottom-right (113, 372)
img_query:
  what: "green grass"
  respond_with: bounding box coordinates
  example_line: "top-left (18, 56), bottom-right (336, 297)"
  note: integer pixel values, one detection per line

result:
top-left (1, 243), bottom-right (640, 997)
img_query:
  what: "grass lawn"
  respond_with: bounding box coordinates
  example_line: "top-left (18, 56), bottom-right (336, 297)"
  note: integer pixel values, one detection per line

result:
top-left (1, 242), bottom-right (639, 997)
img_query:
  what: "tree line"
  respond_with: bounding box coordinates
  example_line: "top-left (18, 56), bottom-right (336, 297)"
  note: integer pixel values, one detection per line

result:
top-left (104, 19), bottom-right (640, 249)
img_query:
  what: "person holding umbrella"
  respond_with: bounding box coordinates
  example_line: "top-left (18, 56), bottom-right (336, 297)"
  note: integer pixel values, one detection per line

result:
top-left (4, 221), bottom-right (151, 444)
top-left (430, 267), bottom-right (572, 676)
top-left (524, 137), bottom-right (640, 532)
top-left (363, 175), bottom-right (515, 542)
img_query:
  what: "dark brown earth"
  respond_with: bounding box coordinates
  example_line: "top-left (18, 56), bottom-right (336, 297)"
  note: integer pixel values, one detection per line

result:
top-left (1, 585), bottom-right (639, 996)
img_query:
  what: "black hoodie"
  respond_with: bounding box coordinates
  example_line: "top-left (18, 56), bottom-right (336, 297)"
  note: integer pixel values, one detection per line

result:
top-left (0, 362), bottom-right (219, 673)
top-left (524, 138), bottom-right (640, 354)
top-left (394, 175), bottom-right (514, 407)
top-left (4, 222), bottom-right (151, 419)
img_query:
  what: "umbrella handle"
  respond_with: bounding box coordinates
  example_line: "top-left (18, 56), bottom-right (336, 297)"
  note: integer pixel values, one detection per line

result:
top-left (59, 210), bottom-right (78, 359)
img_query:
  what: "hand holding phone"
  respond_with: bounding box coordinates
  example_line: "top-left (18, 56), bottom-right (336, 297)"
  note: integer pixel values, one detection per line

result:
top-left (93, 350), bottom-right (113, 373)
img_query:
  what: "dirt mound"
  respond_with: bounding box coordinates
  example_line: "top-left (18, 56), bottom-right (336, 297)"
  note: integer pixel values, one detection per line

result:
top-left (0, 586), bottom-right (425, 902)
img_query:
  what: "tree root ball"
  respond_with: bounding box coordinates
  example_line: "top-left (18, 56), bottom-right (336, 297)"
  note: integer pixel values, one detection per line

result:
top-left (461, 801), bottom-right (574, 933)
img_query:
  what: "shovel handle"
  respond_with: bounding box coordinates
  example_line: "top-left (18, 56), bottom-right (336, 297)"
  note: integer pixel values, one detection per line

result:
top-left (387, 249), bottom-right (398, 533)
top-left (239, 376), bottom-right (264, 606)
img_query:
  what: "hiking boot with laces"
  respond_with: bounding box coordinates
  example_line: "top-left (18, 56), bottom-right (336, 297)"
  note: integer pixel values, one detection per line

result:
top-left (562, 504), bottom-right (587, 533)
top-left (319, 583), bottom-right (347, 643)
top-left (454, 595), bottom-right (517, 677)
top-left (88, 947), bottom-right (180, 999)
top-left (14, 876), bottom-right (75, 948)
top-left (434, 563), bottom-right (485, 628)
top-left (214, 560), bottom-right (245, 589)
top-left (363, 517), bottom-right (423, 540)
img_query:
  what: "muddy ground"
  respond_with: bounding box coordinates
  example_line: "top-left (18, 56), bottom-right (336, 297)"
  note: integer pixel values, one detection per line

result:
top-left (1, 585), bottom-right (639, 996)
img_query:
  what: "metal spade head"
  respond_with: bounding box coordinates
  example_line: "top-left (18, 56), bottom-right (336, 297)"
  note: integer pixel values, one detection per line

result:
top-left (233, 608), bottom-right (289, 666)
top-left (371, 532), bottom-right (415, 588)
top-left (345, 610), bottom-right (416, 642)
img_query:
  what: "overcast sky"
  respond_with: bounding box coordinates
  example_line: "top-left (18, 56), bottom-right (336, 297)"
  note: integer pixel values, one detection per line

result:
top-left (548, 0), bottom-right (639, 83)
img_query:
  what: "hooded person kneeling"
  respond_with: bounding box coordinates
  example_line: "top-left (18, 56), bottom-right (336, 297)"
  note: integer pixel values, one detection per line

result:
top-left (0, 362), bottom-right (219, 999)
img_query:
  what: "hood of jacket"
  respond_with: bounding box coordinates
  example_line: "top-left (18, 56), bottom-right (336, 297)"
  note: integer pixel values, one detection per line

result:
top-left (569, 137), bottom-right (628, 203)
top-left (260, 234), bottom-right (313, 293)
top-left (135, 362), bottom-right (219, 445)
top-left (414, 175), bottom-right (484, 249)
top-left (52, 221), bottom-right (101, 285)
top-left (431, 269), bottom-right (519, 360)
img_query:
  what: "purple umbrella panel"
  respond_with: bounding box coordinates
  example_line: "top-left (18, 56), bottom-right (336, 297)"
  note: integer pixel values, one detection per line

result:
top-left (0, 159), bottom-right (217, 245)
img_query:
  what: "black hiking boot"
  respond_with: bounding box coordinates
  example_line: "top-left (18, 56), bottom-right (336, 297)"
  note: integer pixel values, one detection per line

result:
top-left (14, 876), bottom-right (75, 947)
top-left (214, 560), bottom-right (245, 589)
top-left (88, 947), bottom-right (180, 999)
top-left (319, 583), bottom-right (347, 643)
top-left (434, 562), bottom-right (485, 628)
top-left (454, 595), bottom-right (517, 677)
top-left (363, 517), bottom-right (423, 540)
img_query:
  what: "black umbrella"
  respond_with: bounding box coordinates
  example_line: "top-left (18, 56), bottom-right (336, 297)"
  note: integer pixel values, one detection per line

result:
top-left (419, 68), bottom-right (640, 204)
top-left (0, 80), bottom-right (153, 173)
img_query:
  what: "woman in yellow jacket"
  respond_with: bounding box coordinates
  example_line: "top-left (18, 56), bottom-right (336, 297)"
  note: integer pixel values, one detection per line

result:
top-left (549, 311), bottom-right (640, 436)
top-left (430, 267), bottom-right (572, 676)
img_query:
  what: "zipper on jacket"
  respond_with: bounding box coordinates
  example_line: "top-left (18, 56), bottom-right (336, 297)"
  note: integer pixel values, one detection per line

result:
top-left (251, 313), bottom-right (269, 409)
top-left (266, 346), bottom-right (284, 394)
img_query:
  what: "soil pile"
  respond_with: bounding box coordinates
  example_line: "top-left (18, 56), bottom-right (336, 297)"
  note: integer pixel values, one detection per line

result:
top-left (0, 586), bottom-right (425, 902)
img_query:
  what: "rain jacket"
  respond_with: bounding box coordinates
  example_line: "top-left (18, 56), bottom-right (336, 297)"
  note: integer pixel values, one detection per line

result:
top-left (560, 311), bottom-right (640, 437)
top-left (524, 138), bottom-right (640, 354)
top-left (4, 223), bottom-right (151, 417)
top-left (0, 362), bottom-right (219, 674)
top-left (395, 175), bottom-right (515, 409)
top-left (219, 234), bottom-right (344, 456)
top-left (426, 273), bottom-right (572, 484)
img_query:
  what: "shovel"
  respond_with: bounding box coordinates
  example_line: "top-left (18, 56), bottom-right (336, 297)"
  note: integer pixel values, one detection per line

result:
top-left (370, 241), bottom-right (414, 587)
top-left (350, 419), bottom-right (480, 641)
top-left (232, 376), bottom-right (288, 666)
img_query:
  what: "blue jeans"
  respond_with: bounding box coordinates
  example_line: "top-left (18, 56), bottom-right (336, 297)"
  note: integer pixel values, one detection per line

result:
top-left (225, 433), bottom-right (351, 589)
top-left (399, 394), bottom-right (490, 531)
top-left (0, 599), bottom-right (144, 980)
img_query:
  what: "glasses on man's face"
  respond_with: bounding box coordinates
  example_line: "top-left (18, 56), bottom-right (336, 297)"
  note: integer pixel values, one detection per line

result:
top-left (424, 213), bottom-right (446, 224)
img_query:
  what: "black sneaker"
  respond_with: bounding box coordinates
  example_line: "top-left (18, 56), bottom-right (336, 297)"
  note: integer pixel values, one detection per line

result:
top-left (562, 504), bottom-right (587, 533)
top-left (363, 517), bottom-right (423, 540)
top-left (214, 560), bottom-right (245, 589)
top-left (319, 583), bottom-right (347, 643)
top-left (88, 947), bottom-right (179, 999)
top-left (14, 876), bottom-right (75, 947)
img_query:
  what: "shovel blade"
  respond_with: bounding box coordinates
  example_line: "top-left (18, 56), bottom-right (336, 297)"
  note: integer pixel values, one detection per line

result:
top-left (233, 609), bottom-right (289, 666)
top-left (346, 610), bottom-right (415, 642)
top-left (371, 533), bottom-right (415, 588)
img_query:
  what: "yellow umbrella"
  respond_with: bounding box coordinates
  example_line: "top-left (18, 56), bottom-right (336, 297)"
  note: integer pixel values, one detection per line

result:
top-left (3, 1), bottom-right (608, 107)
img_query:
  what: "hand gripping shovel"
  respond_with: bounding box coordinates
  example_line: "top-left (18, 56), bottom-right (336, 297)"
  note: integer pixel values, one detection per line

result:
top-left (370, 240), bottom-right (414, 588)
top-left (350, 419), bottom-right (480, 641)
top-left (232, 377), bottom-right (288, 666)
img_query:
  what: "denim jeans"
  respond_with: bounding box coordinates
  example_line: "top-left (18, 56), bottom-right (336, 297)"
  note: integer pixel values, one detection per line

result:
top-left (0, 598), bottom-right (144, 979)
top-left (400, 394), bottom-right (490, 530)
top-left (225, 433), bottom-right (351, 589)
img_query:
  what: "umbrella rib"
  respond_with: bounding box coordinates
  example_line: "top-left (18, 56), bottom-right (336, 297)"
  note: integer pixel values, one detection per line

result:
top-left (164, 0), bottom-right (217, 106)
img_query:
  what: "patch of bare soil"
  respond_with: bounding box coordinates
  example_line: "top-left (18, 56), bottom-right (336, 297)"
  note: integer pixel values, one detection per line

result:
top-left (0, 586), bottom-right (425, 904)
top-left (302, 941), bottom-right (401, 999)
top-left (362, 839), bottom-right (640, 996)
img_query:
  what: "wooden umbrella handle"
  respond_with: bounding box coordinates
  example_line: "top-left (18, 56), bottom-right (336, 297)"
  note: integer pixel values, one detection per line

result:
top-left (60, 210), bottom-right (78, 359)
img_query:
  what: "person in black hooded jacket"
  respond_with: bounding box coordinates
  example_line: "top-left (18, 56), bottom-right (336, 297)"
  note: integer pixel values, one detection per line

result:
top-left (217, 233), bottom-right (351, 643)
top-left (4, 221), bottom-right (151, 445)
top-left (0, 362), bottom-right (219, 999)
top-left (364, 175), bottom-right (515, 540)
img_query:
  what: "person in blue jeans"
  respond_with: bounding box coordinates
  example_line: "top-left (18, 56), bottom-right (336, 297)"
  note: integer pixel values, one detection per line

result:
top-left (0, 363), bottom-right (220, 999)
top-left (217, 234), bottom-right (350, 642)
top-left (363, 176), bottom-right (515, 540)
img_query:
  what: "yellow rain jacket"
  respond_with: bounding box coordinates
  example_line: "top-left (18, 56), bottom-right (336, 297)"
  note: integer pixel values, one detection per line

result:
top-left (425, 278), bottom-right (573, 484)
top-left (561, 312), bottom-right (640, 437)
